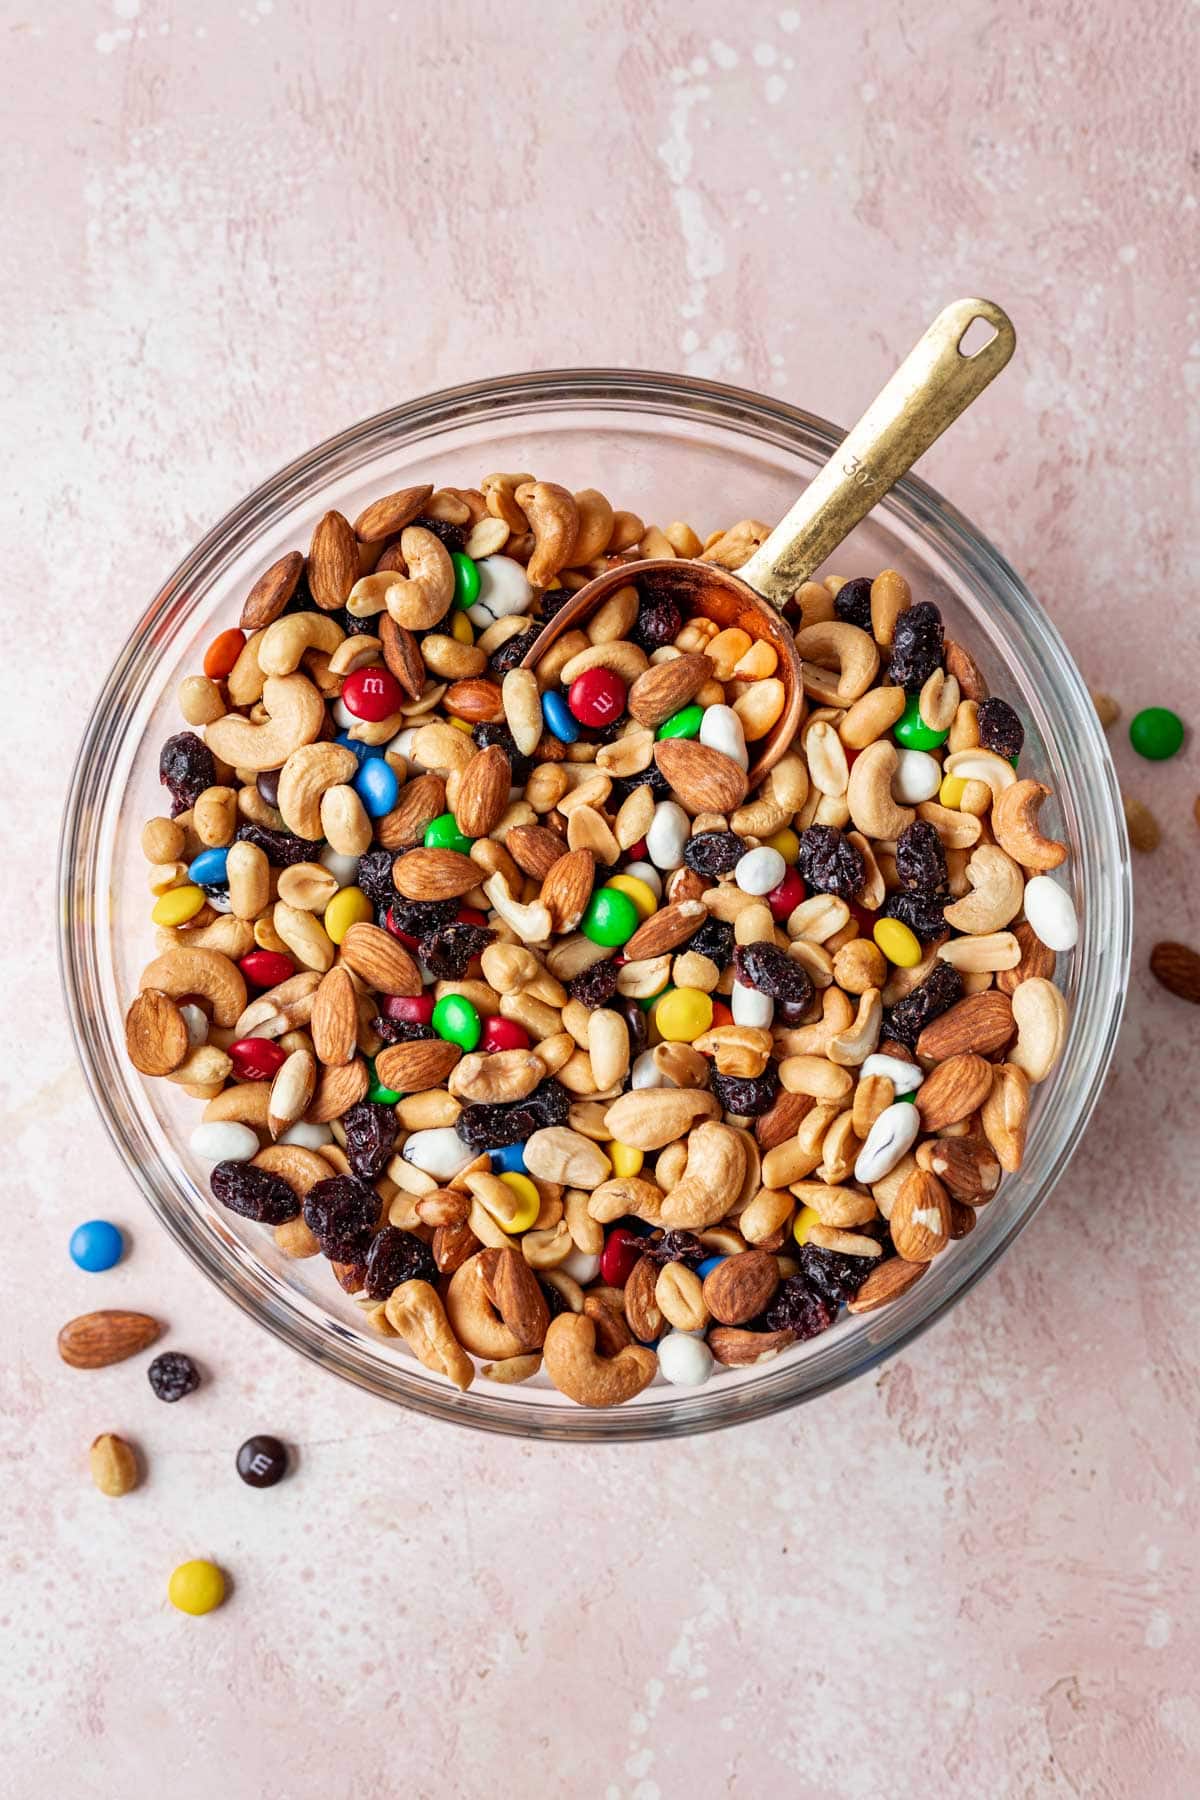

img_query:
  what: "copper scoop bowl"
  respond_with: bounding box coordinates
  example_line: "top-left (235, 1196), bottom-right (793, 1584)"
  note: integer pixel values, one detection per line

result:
top-left (521, 298), bottom-right (1015, 786)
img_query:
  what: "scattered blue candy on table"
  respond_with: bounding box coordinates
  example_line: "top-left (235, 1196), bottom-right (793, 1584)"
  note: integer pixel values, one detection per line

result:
top-left (70, 1219), bottom-right (124, 1272)
top-left (353, 756), bottom-right (400, 818)
top-left (541, 688), bottom-right (580, 743)
top-left (187, 847), bottom-right (228, 886)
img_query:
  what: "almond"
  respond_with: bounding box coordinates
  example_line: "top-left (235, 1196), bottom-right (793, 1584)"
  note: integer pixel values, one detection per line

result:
top-left (89, 1432), bottom-right (140, 1497)
top-left (124, 989), bottom-right (189, 1076)
top-left (754, 1089), bottom-right (815, 1151)
top-left (305, 1056), bottom-right (369, 1123)
top-left (311, 966), bottom-right (358, 1066)
top-left (847, 1256), bottom-right (929, 1313)
top-left (307, 509), bottom-right (358, 611)
top-left (540, 847), bottom-right (596, 932)
top-left (914, 1052), bottom-right (993, 1131)
top-left (376, 772), bottom-right (448, 850)
top-left (392, 847), bottom-right (481, 900)
top-left (943, 637), bottom-right (989, 701)
top-left (444, 678), bottom-right (504, 723)
top-left (922, 1135), bottom-right (1001, 1202)
top-left (240, 550), bottom-right (304, 631)
top-left (454, 745), bottom-right (511, 838)
top-left (507, 823), bottom-right (569, 879)
top-left (653, 739), bottom-right (749, 814)
top-left (58, 1310), bottom-right (161, 1369)
top-left (353, 482), bottom-right (433, 542)
top-left (375, 1037), bottom-right (462, 1094)
top-left (889, 1169), bottom-right (951, 1261)
top-left (489, 1248), bottom-right (551, 1350)
top-left (915, 989), bottom-right (1014, 1060)
top-left (1149, 940), bottom-right (1200, 1005)
top-left (339, 922), bottom-right (422, 996)
top-left (708, 1324), bottom-right (796, 1366)
top-left (622, 1254), bottom-right (664, 1343)
top-left (378, 616), bottom-right (426, 699)
top-left (996, 920), bottom-right (1056, 995)
top-left (626, 652), bottom-right (714, 727)
top-left (702, 1248), bottom-right (780, 1325)
top-left (623, 899), bottom-right (708, 960)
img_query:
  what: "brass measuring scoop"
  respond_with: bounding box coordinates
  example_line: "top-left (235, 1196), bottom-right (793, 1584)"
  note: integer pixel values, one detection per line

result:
top-left (522, 298), bottom-right (1015, 786)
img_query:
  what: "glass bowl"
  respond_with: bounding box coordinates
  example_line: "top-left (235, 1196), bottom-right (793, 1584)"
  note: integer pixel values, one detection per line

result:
top-left (58, 370), bottom-right (1131, 1440)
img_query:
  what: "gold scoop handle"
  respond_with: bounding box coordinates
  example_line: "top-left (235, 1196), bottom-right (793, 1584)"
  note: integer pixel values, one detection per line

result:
top-left (737, 298), bottom-right (1016, 604)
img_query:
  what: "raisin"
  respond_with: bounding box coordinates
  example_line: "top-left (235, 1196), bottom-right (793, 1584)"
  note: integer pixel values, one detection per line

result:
top-left (489, 625), bottom-right (541, 676)
top-left (709, 1065), bottom-right (780, 1117)
top-left (303, 1176), bottom-right (380, 1263)
top-left (888, 600), bottom-right (944, 693)
top-left (456, 1103), bottom-right (537, 1151)
top-left (833, 577), bottom-right (873, 631)
top-left (880, 888), bottom-right (951, 944)
top-left (978, 696), bottom-right (1024, 761)
top-left (687, 916), bottom-right (734, 967)
top-left (412, 514), bottom-right (465, 553)
top-left (283, 571), bottom-right (317, 614)
top-left (796, 825), bottom-right (864, 900)
top-left (567, 957), bottom-right (620, 1008)
top-left (362, 1225), bottom-right (437, 1300)
top-left (631, 594), bottom-right (682, 651)
top-left (683, 831), bottom-right (746, 876)
top-left (355, 847), bottom-right (398, 908)
top-left (371, 1015), bottom-right (435, 1046)
top-left (642, 1229), bottom-right (706, 1268)
top-left (525, 1079), bottom-right (570, 1127)
top-left (620, 995), bottom-right (649, 1061)
top-left (792, 1243), bottom-right (875, 1306)
top-left (159, 731), bottom-right (216, 814)
top-left (385, 894), bottom-right (457, 937)
top-left (147, 1351), bottom-right (201, 1402)
top-left (894, 820), bottom-right (948, 893)
top-left (472, 720), bottom-right (532, 782)
top-left (211, 1160), bottom-right (299, 1225)
top-left (609, 765), bottom-right (672, 805)
top-left (884, 961), bottom-right (963, 1048)
top-left (774, 994), bottom-right (814, 1028)
top-left (236, 821), bottom-right (320, 868)
top-left (539, 1277), bottom-right (568, 1320)
top-left (763, 1277), bottom-right (836, 1340)
top-left (342, 1100), bottom-right (398, 1180)
top-left (335, 606), bottom-right (379, 638)
top-left (537, 587), bottom-right (576, 621)
top-left (733, 942), bottom-right (814, 1010)
top-left (418, 921), bottom-right (495, 980)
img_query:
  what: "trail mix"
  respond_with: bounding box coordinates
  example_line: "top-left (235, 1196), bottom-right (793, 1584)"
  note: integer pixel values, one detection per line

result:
top-left (126, 477), bottom-right (1080, 1407)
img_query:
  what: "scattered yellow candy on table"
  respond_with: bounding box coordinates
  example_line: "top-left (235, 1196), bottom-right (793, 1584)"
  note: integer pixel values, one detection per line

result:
top-left (605, 873), bottom-right (658, 921)
top-left (874, 918), bottom-right (922, 967)
top-left (939, 773), bottom-right (967, 809)
top-left (765, 827), bottom-right (800, 865)
top-left (655, 987), bottom-right (714, 1042)
top-left (607, 1140), bottom-right (643, 1178)
top-left (168, 1559), bottom-right (226, 1615)
top-left (323, 885), bottom-right (372, 945)
top-left (151, 885), bottom-right (205, 928)
top-left (497, 1171), bottom-right (540, 1233)
top-left (793, 1205), bottom-right (820, 1247)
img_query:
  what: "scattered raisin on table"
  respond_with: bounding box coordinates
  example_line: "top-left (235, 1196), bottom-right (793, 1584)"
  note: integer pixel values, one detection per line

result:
top-left (888, 600), bottom-right (944, 693)
top-left (884, 961), bottom-right (963, 1048)
top-left (303, 1176), bottom-right (380, 1263)
top-left (796, 825), bottom-right (865, 900)
top-left (683, 831), bottom-right (746, 876)
top-left (159, 732), bottom-right (216, 814)
top-left (733, 942), bottom-right (815, 1011)
top-left (211, 1161), bottom-right (299, 1225)
top-left (147, 1352), bottom-right (201, 1403)
top-left (833, 577), bottom-right (873, 631)
top-left (894, 819), bottom-right (948, 893)
top-left (362, 1227), bottom-right (437, 1300)
top-left (978, 696), bottom-right (1024, 760)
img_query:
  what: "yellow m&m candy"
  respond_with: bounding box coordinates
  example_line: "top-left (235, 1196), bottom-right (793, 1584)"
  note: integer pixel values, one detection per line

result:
top-left (605, 873), bottom-right (658, 921)
top-left (655, 987), bottom-right (713, 1043)
top-left (497, 1171), bottom-right (541, 1234)
top-left (607, 1140), bottom-right (643, 1178)
top-left (873, 918), bottom-right (922, 967)
top-left (151, 885), bottom-right (205, 928)
top-left (323, 885), bottom-right (372, 945)
top-left (168, 1559), bottom-right (226, 1616)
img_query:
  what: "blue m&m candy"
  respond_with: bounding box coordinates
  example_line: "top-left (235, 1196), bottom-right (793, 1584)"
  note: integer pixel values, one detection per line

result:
top-left (69, 1219), bottom-right (124, 1272)
top-left (353, 756), bottom-right (400, 818)
top-left (541, 689), bottom-right (580, 743)
top-left (490, 1141), bottom-right (528, 1174)
top-left (335, 731), bottom-right (385, 767)
top-left (695, 1255), bottom-right (725, 1281)
top-left (187, 847), bottom-right (228, 886)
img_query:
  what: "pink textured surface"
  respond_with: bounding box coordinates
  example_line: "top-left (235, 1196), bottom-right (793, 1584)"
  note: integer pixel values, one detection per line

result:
top-left (4, 3), bottom-right (1198, 1796)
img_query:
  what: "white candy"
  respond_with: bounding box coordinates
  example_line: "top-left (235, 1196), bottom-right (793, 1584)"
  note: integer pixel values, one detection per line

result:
top-left (178, 1003), bottom-right (209, 1048)
top-left (657, 1330), bottom-right (715, 1387)
top-left (467, 555), bottom-right (532, 628)
top-left (1023, 876), bottom-right (1079, 952)
top-left (623, 860), bottom-right (663, 900)
top-left (320, 846), bottom-right (360, 887)
top-left (388, 726), bottom-right (418, 763)
top-left (401, 1127), bottom-right (474, 1182)
top-left (561, 1249), bottom-right (601, 1286)
top-left (735, 846), bottom-right (786, 896)
top-left (731, 980), bottom-right (774, 1028)
top-left (854, 1101), bottom-right (921, 1185)
top-left (859, 1052), bottom-right (924, 1094)
top-left (699, 703), bottom-right (748, 771)
top-left (189, 1121), bottom-right (258, 1164)
top-left (892, 748), bottom-right (943, 804)
top-left (332, 698), bottom-right (355, 731)
top-left (278, 1121), bottom-right (333, 1149)
top-left (631, 1048), bottom-right (669, 1089)
top-left (645, 800), bottom-right (690, 870)
top-left (203, 888), bottom-right (234, 913)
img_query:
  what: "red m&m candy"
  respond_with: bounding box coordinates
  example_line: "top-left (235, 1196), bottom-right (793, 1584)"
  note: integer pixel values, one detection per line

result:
top-left (229, 1038), bottom-right (288, 1081)
top-left (766, 868), bottom-right (805, 922)
top-left (381, 994), bottom-right (435, 1024)
top-left (239, 950), bottom-right (296, 989)
top-left (599, 1226), bottom-right (644, 1288)
top-left (480, 1016), bottom-right (530, 1053)
top-left (568, 667), bottom-right (626, 728)
top-left (342, 665), bottom-right (403, 722)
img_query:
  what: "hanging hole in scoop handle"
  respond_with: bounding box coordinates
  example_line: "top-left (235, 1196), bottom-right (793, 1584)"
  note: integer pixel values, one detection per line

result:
top-left (738, 298), bottom-right (1016, 605)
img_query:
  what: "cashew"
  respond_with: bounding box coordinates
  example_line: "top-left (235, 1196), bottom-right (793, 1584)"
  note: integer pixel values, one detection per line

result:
top-left (991, 780), bottom-right (1069, 872)
top-left (205, 673), bottom-right (325, 772)
top-left (915, 800), bottom-right (983, 850)
top-left (943, 747), bottom-right (1018, 804)
top-left (942, 844), bottom-right (1026, 935)
top-left (774, 986), bottom-right (853, 1056)
top-left (233, 971), bottom-right (322, 1039)
top-left (202, 1082), bottom-right (271, 1129)
top-left (483, 872), bottom-right (552, 944)
top-left (571, 488), bottom-right (615, 563)
top-left (838, 686), bottom-right (906, 749)
top-left (659, 1122), bottom-right (747, 1230)
top-left (482, 471), bottom-right (533, 533)
top-left (1008, 976), bottom-right (1069, 1083)
top-left (515, 481), bottom-right (579, 587)
top-left (559, 640), bottom-right (649, 688)
top-left (384, 526), bottom-right (456, 631)
top-left (846, 740), bottom-right (915, 840)
top-left (827, 987), bottom-right (882, 1067)
top-left (541, 1312), bottom-right (657, 1407)
top-left (919, 669), bottom-right (960, 733)
top-left (276, 741), bottom-right (359, 839)
top-left (226, 628), bottom-right (269, 707)
top-left (257, 611), bottom-right (345, 676)
top-left (139, 946), bottom-right (247, 1028)
top-left (385, 1279), bottom-right (474, 1390)
top-left (794, 620), bottom-right (880, 705)
top-left (445, 1253), bottom-right (524, 1359)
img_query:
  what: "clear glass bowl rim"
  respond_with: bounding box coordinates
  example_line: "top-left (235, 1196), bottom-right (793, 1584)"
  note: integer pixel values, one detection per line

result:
top-left (58, 367), bottom-right (1131, 1441)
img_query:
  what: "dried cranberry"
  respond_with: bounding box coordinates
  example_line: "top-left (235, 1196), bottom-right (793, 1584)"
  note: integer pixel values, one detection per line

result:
top-left (894, 819), bottom-right (948, 892)
top-left (631, 594), bottom-right (682, 651)
top-left (796, 825), bottom-right (865, 900)
top-left (978, 696), bottom-right (1024, 761)
top-left (147, 1351), bottom-right (201, 1402)
top-left (159, 731), bottom-right (216, 813)
top-left (211, 1160), bottom-right (299, 1225)
top-left (884, 961), bottom-right (963, 1048)
top-left (687, 917), bottom-right (734, 967)
top-left (372, 1015), bottom-right (435, 1046)
top-left (793, 1243), bottom-right (875, 1306)
top-left (489, 625), bottom-right (541, 676)
top-left (683, 831), bottom-right (746, 876)
top-left (418, 921), bottom-right (494, 980)
top-left (386, 894), bottom-right (457, 937)
top-left (525, 1079), bottom-right (570, 1127)
top-left (567, 957), bottom-right (620, 1008)
top-left (709, 1065), bottom-right (780, 1117)
top-left (355, 847), bottom-right (398, 908)
top-left (733, 942), bottom-right (814, 1010)
top-left (412, 513), bottom-right (465, 553)
top-left (642, 1229), bottom-right (706, 1268)
top-left (456, 1103), bottom-right (536, 1150)
top-left (236, 822), bottom-right (320, 868)
top-left (763, 1277), bottom-right (836, 1340)
top-left (303, 1176), bottom-right (379, 1263)
top-left (881, 888), bottom-right (951, 944)
top-left (888, 600), bottom-right (944, 693)
top-left (342, 1100), bottom-right (398, 1180)
top-left (833, 577), bottom-right (873, 631)
top-left (362, 1225), bottom-right (437, 1300)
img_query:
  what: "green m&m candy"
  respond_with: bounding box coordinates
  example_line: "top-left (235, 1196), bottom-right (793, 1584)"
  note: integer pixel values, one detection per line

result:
top-left (581, 885), bottom-right (639, 947)
top-left (432, 993), bottom-right (481, 1051)
top-left (894, 693), bottom-right (948, 750)
top-left (451, 551), bottom-right (480, 609)
top-left (366, 1058), bottom-right (402, 1104)
top-left (1129, 707), bottom-right (1184, 761)
top-left (657, 703), bottom-right (705, 740)
top-left (424, 812), bottom-right (474, 854)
